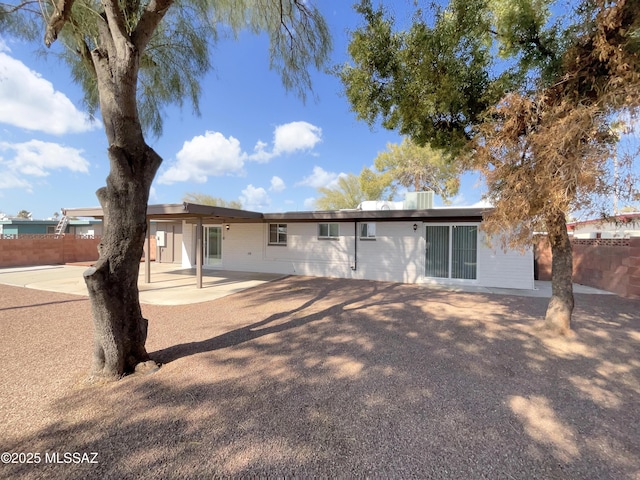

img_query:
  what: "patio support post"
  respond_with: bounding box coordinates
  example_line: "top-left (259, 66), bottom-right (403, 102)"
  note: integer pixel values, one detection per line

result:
top-left (145, 218), bottom-right (151, 284)
top-left (196, 218), bottom-right (203, 289)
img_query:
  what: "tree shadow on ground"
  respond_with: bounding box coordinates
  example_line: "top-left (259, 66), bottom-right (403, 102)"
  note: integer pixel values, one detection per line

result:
top-left (1, 277), bottom-right (639, 479)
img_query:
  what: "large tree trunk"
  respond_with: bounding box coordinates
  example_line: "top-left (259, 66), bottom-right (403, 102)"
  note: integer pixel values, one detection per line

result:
top-left (84, 144), bottom-right (162, 379)
top-left (543, 210), bottom-right (574, 335)
top-left (82, 24), bottom-right (163, 379)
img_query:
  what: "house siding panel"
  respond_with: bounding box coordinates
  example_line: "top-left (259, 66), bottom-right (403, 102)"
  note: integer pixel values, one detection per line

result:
top-left (354, 221), bottom-right (424, 283)
top-left (231, 223), bottom-right (353, 277)
top-left (477, 232), bottom-right (534, 289)
top-left (181, 221), bottom-right (195, 268)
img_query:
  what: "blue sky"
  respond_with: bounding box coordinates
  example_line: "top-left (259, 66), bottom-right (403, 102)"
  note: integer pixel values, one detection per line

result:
top-left (4, 2), bottom-right (632, 220)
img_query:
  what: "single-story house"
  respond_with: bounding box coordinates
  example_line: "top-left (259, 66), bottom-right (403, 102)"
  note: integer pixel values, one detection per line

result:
top-left (64, 193), bottom-right (534, 291)
top-left (0, 218), bottom-right (103, 236)
top-left (568, 213), bottom-right (640, 239)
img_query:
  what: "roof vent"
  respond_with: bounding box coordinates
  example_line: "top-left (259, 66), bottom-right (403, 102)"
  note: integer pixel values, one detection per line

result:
top-left (404, 191), bottom-right (434, 210)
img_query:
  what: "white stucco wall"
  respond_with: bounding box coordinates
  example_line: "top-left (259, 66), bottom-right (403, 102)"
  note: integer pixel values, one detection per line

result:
top-left (180, 220), bottom-right (534, 290)
top-left (476, 232), bottom-right (535, 290)
top-left (571, 220), bottom-right (640, 239)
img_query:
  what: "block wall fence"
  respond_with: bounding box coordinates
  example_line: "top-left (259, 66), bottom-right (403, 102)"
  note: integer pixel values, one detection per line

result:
top-left (0, 235), bottom-right (157, 268)
top-left (535, 236), bottom-right (640, 299)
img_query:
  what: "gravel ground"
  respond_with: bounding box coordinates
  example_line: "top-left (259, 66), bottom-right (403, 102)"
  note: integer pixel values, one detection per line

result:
top-left (0, 276), bottom-right (639, 479)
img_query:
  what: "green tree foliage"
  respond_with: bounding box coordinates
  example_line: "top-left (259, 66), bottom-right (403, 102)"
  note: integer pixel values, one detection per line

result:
top-left (373, 138), bottom-right (460, 203)
top-left (340, 0), bottom-right (639, 333)
top-left (183, 192), bottom-right (242, 209)
top-left (359, 166), bottom-right (393, 202)
top-left (315, 174), bottom-right (368, 210)
top-left (15, 209), bottom-right (31, 219)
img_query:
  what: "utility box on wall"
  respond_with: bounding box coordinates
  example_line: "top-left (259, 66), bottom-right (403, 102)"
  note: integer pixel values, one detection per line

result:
top-left (156, 231), bottom-right (166, 247)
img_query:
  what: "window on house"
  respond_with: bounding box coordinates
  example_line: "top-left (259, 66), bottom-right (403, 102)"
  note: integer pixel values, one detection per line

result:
top-left (360, 222), bottom-right (376, 239)
top-left (268, 223), bottom-right (287, 245)
top-left (318, 222), bottom-right (339, 239)
top-left (425, 225), bottom-right (477, 280)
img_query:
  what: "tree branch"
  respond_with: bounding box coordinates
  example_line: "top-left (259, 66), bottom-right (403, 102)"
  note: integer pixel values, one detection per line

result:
top-left (44, 0), bottom-right (76, 47)
top-left (101, 0), bottom-right (131, 58)
top-left (132, 0), bottom-right (173, 53)
top-left (0, 1), bottom-right (41, 14)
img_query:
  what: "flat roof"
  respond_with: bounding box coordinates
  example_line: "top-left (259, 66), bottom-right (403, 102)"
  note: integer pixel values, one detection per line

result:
top-left (263, 208), bottom-right (487, 222)
top-left (63, 203), bottom-right (264, 221)
top-left (62, 203), bottom-right (490, 223)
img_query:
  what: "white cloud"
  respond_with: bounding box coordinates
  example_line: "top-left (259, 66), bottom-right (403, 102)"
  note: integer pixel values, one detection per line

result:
top-left (270, 176), bottom-right (286, 192)
top-left (248, 121), bottom-right (322, 163)
top-left (160, 121), bottom-right (322, 184)
top-left (158, 131), bottom-right (245, 184)
top-left (249, 140), bottom-right (272, 163)
top-left (0, 140), bottom-right (90, 177)
top-left (0, 170), bottom-right (31, 191)
top-left (0, 52), bottom-right (100, 135)
top-left (0, 140), bottom-right (89, 192)
top-left (273, 121), bottom-right (322, 155)
top-left (449, 194), bottom-right (467, 206)
top-left (149, 186), bottom-right (158, 202)
top-left (296, 166), bottom-right (342, 189)
top-left (240, 184), bottom-right (271, 211)
top-left (471, 199), bottom-right (494, 208)
top-left (303, 197), bottom-right (317, 209)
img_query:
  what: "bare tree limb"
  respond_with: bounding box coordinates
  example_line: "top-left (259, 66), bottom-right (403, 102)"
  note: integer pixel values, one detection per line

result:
top-left (100, 0), bottom-right (132, 59)
top-left (44, 0), bottom-right (76, 47)
top-left (132, 0), bottom-right (173, 54)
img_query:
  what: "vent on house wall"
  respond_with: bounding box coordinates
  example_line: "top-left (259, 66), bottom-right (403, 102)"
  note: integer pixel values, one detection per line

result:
top-left (404, 191), bottom-right (434, 210)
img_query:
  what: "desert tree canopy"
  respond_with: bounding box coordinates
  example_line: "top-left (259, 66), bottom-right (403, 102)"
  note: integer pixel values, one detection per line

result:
top-left (340, 0), bottom-right (639, 333)
top-left (0, 0), bottom-right (331, 380)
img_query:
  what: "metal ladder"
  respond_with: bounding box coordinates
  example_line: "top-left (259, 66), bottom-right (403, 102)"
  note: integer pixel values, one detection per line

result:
top-left (54, 215), bottom-right (68, 237)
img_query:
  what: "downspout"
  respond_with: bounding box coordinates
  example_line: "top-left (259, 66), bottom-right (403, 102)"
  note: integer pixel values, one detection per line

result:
top-left (351, 221), bottom-right (357, 271)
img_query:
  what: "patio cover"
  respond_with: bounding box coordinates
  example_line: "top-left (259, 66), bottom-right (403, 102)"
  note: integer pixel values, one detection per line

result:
top-left (63, 203), bottom-right (264, 288)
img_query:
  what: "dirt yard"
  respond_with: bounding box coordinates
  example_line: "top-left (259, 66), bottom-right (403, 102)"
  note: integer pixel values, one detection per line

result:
top-left (0, 276), bottom-right (638, 479)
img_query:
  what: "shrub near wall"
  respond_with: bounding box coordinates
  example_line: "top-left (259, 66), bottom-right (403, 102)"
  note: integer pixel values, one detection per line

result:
top-left (535, 236), bottom-right (640, 298)
top-left (0, 235), bottom-right (101, 268)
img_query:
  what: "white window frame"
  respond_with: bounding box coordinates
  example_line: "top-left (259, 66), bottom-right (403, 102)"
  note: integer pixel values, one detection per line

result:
top-left (318, 222), bottom-right (339, 239)
top-left (359, 222), bottom-right (376, 240)
top-left (268, 223), bottom-right (287, 246)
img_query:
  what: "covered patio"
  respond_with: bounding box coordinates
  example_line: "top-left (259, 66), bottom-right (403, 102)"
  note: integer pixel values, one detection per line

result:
top-left (0, 263), bottom-right (284, 305)
top-left (62, 203), bottom-right (265, 290)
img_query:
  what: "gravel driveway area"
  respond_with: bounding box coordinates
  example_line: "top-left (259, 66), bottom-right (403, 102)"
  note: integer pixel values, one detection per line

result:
top-left (1, 276), bottom-right (638, 479)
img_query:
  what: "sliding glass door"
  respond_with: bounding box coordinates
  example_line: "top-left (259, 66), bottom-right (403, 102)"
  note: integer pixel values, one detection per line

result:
top-left (204, 226), bottom-right (222, 266)
top-left (425, 225), bottom-right (477, 280)
top-left (425, 226), bottom-right (450, 278)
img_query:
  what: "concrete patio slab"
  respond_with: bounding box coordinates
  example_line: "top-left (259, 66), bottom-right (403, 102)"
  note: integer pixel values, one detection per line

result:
top-left (0, 263), bottom-right (614, 304)
top-left (0, 263), bottom-right (285, 305)
top-left (421, 279), bottom-right (614, 297)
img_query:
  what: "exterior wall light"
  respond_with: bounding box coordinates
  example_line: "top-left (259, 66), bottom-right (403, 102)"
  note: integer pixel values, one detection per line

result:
top-left (226, 224), bottom-right (230, 231)
top-left (413, 223), bottom-right (418, 231)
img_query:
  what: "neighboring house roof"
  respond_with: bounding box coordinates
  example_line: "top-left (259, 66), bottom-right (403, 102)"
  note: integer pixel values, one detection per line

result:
top-left (0, 219), bottom-right (101, 225)
top-left (0, 219), bottom-right (58, 225)
top-left (63, 203), bottom-right (491, 223)
top-left (567, 212), bottom-right (640, 230)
